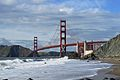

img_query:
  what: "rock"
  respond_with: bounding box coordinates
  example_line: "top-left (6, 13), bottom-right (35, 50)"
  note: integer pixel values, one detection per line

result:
top-left (79, 79), bottom-right (84, 80)
top-left (44, 62), bottom-right (47, 64)
top-left (110, 78), bottom-right (116, 80)
top-left (78, 78), bottom-right (93, 80)
top-left (87, 60), bottom-right (90, 62)
top-left (104, 77), bottom-right (109, 80)
top-left (115, 77), bottom-right (120, 80)
top-left (2, 79), bottom-right (8, 80)
top-left (0, 45), bottom-right (32, 57)
top-left (94, 34), bottom-right (120, 58)
top-left (27, 78), bottom-right (33, 80)
top-left (68, 52), bottom-right (80, 59)
top-left (85, 78), bottom-right (93, 80)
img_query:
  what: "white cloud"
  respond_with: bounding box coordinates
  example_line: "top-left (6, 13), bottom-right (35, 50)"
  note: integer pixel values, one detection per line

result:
top-left (66, 35), bottom-right (71, 38)
top-left (0, 0), bottom-right (119, 41)
top-left (16, 3), bottom-right (72, 14)
top-left (32, 0), bottom-right (46, 3)
top-left (15, 0), bottom-right (106, 15)
top-left (0, 0), bottom-right (16, 5)
top-left (79, 8), bottom-right (109, 14)
top-left (59, 7), bottom-right (73, 14)
top-left (16, 4), bottom-right (50, 14)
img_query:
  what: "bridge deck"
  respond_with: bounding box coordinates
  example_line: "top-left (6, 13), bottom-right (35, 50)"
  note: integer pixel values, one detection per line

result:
top-left (36, 41), bottom-right (107, 51)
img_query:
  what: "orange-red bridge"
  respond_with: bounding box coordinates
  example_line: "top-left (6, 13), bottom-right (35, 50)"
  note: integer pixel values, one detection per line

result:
top-left (33, 20), bottom-right (107, 57)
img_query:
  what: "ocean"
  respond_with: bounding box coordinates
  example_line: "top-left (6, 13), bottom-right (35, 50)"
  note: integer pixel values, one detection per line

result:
top-left (0, 57), bottom-right (112, 80)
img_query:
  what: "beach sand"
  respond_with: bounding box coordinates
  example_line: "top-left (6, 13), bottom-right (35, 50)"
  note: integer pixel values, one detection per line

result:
top-left (89, 58), bottom-right (120, 80)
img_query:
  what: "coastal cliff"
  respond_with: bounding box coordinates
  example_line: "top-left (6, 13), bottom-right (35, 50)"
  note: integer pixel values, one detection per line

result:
top-left (0, 45), bottom-right (32, 57)
top-left (94, 34), bottom-right (120, 58)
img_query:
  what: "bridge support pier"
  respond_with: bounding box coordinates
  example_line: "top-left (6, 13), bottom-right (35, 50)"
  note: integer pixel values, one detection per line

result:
top-left (76, 42), bottom-right (81, 58)
top-left (83, 41), bottom-right (86, 57)
top-left (60, 20), bottom-right (66, 57)
top-left (33, 37), bottom-right (38, 57)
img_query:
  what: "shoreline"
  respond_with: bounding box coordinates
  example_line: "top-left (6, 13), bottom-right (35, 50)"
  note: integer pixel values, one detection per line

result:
top-left (1, 58), bottom-right (120, 80)
top-left (89, 58), bottom-right (120, 80)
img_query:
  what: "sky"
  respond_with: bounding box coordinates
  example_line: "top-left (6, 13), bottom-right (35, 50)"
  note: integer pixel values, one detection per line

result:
top-left (0, 0), bottom-right (120, 43)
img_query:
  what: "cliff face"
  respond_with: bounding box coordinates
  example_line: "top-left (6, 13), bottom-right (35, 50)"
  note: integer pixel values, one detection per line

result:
top-left (0, 45), bottom-right (32, 57)
top-left (94, 34), bottom-right (120, 58)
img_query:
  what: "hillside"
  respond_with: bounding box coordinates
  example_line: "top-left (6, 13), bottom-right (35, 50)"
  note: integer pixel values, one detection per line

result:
top-left (94, 34), bottom-right (120, 58)
top-left (0, 45), bottom-right (32, 57)
top-left (9, 40), bottom-right (48, 49)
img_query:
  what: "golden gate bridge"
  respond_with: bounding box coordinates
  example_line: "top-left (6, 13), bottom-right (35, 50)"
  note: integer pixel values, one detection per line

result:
top-left (33, 20), bottom-right (107, 57)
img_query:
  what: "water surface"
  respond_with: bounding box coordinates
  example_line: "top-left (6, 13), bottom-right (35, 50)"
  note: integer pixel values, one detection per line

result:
top-left (0, 57), bottom-right (111, 80)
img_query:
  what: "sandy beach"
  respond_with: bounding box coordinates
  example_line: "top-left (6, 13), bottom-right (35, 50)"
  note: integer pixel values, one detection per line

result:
top-left (89, 58), bottom-right (120, 80)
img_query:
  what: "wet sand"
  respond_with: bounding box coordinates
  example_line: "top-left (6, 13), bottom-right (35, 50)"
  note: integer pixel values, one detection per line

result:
top-left (90, 58), bottom-right (120, 80)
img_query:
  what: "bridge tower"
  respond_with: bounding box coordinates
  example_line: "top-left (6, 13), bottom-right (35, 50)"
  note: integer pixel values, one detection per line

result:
top-left (83, 41), bottom-right (86, 57)
top-left (76, 42), bottom-right (81, 57)
top-left (60, 20), bottom-right (66, 57)
top-left (33, 37), bottom-right (38, 57)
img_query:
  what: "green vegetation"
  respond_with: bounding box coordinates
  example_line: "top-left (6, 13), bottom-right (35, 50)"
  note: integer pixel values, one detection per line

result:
top-left (94, 34), bottom-right (120, 58)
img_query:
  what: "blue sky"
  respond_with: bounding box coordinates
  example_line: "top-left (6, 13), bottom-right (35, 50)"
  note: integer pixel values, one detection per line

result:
top-left (0, 0), bottom-right (120, 44)
top-left (104, 0), bottom-right (120, 13)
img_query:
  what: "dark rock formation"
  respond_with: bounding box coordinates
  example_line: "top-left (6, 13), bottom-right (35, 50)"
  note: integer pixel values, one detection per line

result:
top-left (82, 53), bottom-right (99, 60)
top-left (2, 79), bottom-right (8, 80)
top-left (0, 45), bottom-right (32, 57)
top-left (27, 78), bottom-right (33, 80)
top-left (68, 52), bottom-right (81, 59)
top-left (109, 78), bottom-right (116, 80)
top-left (78, 78), bottom-right (93, 80)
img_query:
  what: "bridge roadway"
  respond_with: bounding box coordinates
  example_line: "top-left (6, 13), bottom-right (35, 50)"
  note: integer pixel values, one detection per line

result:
top-left (35, 41), bottom-right (107, 51)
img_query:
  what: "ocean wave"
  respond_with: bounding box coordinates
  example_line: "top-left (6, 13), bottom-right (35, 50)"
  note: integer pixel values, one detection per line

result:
top-left (0, 57), bottom-right (112, 80)
top-left (0, 56), bottom-right (69, 70)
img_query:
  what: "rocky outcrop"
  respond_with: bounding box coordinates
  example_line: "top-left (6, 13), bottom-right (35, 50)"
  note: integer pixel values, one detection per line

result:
top-left (94, 34), bottom-right (120, 58)
top-left (0, 45), bottom-right (32, 57)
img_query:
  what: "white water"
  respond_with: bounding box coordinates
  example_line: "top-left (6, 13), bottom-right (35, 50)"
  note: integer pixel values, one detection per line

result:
top-left (0, 57), bottom-right (112, 80)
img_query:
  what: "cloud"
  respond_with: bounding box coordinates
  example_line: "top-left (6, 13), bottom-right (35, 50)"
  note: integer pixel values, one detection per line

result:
top-left (79, 8), bottom-right (109, 14)
top-left (0, 0), bottom-right (119, 41)
top-left (67, 27), bottom-right (118, 42)
top-left (32, 0), bottom-right (46, 3)
top-left (0, 0), bottom-right (16, 5)
top-left (15, 3), bottom-right (73, 15)
top-left (59, 7), bottom-right (73, 14)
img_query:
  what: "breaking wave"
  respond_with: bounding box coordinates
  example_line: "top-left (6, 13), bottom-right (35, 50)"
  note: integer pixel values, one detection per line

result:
top-left (0, 56), bottom-right (69, 70)
top-left (0, 57), bottom-right (112, 80)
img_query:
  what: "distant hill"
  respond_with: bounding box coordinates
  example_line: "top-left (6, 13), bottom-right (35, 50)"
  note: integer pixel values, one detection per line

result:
top-left (9, 40), bottom-right (48, 49)
top-left (0, 45), bottom-right (32, 57)
top-left (94, 34), bottom-right (120, 58)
